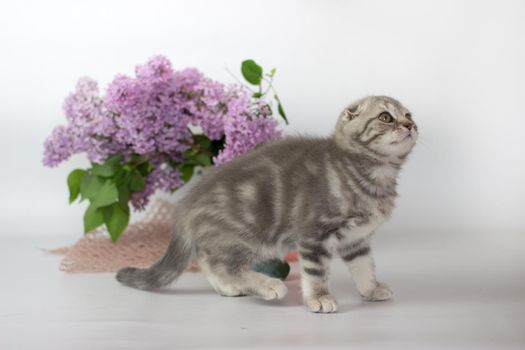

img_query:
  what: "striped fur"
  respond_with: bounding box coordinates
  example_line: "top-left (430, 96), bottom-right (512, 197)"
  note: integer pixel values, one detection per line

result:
top-left (116, 96), bottom-right (418, 313)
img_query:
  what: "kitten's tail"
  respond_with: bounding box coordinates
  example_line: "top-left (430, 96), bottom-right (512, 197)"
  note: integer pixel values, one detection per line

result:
top-left (116, 229), bottom-right (193, 290)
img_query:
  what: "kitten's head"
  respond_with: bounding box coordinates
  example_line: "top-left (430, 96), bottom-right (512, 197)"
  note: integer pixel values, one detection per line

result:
top-left (335, 96), bottom-right (418, 159)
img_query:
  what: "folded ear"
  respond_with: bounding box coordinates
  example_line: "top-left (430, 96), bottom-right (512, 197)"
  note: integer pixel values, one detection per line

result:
top-left (343, 103), bottom-right (362, 121)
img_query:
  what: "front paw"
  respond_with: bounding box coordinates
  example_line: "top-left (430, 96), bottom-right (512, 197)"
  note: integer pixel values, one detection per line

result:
top-left (361, 282), bottom-right (393, 301)
top-left (304, 294), bottom-right (338, 313)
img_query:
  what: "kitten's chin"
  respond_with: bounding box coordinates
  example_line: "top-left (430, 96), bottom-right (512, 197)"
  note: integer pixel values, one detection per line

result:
top-left (374, 135), bottom-right (416, 157)
top-left (395, 140), bottom-right (417, 157)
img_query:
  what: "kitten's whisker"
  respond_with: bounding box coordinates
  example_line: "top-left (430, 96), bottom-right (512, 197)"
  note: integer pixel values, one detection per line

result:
top-left (415, 139), bottom-right (428, 147)
top-left (413, 135), bottom-right (428, 148)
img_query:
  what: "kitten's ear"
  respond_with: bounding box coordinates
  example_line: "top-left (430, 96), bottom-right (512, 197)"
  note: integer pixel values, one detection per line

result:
top-left (343, 104), bottom-right (361, 121)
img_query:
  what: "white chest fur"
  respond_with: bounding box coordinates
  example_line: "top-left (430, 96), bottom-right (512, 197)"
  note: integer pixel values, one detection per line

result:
top-left (340, 200), bottom-right (393, 243)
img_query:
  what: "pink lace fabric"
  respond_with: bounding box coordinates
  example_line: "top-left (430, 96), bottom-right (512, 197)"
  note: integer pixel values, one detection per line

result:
top-left (49, 199), bottom-right (200, 273)
top-left (49, 198), bottom-right (299, 273)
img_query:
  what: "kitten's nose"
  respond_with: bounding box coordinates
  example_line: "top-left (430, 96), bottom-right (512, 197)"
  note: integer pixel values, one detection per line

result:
top-left (401, 122), bottom-right (413, 131)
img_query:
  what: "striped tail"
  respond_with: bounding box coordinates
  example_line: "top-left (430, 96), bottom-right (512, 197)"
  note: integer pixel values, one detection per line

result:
top-left (116, 232), bottom-right (193, 290)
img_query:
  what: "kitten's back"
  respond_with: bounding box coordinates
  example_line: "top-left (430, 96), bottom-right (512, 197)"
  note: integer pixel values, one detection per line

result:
top-left (179, 136), bottom-right (335, 209)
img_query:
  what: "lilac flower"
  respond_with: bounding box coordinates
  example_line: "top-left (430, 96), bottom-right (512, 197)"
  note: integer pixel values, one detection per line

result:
top-left (213, 113), bottom-right (281, 166)
top-left (173, 68), bottom-right (203, 93)
top-left (192, 76), bottom-right (227, 140)
top-left (131, 164), bottom-right (184, 210)
top-left (42, 126), bottom-right (74, 167)
top-left (43, 55), bottom-right (283, 211)
top-left (63, 76), bottom-right (101, 128)
top-left (135, 55), bottom-right (174, 85)
top-left (105, 75), bottom-right (147, 114)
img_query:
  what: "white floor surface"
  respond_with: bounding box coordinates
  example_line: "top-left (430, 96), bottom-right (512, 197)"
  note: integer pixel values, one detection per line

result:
top-left (1, 230), bottom-right (524, 350)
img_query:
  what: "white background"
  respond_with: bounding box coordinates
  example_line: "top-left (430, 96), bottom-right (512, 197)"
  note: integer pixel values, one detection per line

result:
top-left (0, 1), bottom-right (524, 349)
top-left (1, 0), bottom-right (524, 238)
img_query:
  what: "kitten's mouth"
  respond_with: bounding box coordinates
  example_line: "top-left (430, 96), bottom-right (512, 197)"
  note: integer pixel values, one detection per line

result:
top-left (391, 134), bottom-right (411, 144)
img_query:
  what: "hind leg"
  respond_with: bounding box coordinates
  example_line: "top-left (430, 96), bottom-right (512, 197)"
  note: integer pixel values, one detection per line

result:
top-left (298, 240), bottom-right (338, 313)
top-left (207, 268), bottom-right (288, 300)
top-left (197, 247), bottom-right (287, 300)
top-left (240, 271), bottom-right (288, 300)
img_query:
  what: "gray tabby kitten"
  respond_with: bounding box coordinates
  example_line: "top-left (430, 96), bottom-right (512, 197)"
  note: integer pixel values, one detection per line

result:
top-left (117, 95), bottom-right (418, 313)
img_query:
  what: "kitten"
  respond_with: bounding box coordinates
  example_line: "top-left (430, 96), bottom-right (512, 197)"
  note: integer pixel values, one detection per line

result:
top-left (116, 95), bottom-right (418, 313)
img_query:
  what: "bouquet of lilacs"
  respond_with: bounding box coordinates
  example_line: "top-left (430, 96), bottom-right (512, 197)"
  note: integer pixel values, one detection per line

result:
top-left (43, 56), bottom-right (288, 242)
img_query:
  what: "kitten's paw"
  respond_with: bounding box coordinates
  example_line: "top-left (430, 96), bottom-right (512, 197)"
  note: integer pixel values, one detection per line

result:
top-left (214, 284), bottom-right (244, 297)
top-left (361, 282), bottom-right (393, 301)
top-left (258, 278), bottom-right (288, 300)
top-left (305, 294), bottom-right (338, 313)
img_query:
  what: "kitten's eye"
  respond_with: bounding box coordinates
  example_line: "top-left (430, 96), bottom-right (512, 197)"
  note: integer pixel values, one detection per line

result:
top-left (378, 112), bottom-right (394, 123)
top-left (405, 113), bottom-right (412, 120)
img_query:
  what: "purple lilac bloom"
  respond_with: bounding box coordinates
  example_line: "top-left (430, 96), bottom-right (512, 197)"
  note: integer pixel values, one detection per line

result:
top-left (135, 55), bottom-right (173, 85)
top-left (43, 55), bottom-right (282, 211)
top-left (213, 113), bottom-right (280, 166)
top-left (130, 163), bottom-right (184, 210)
top-left (44, 77), bottom-right (120, 165)
top-left (42, 126), bottom-right (74, 167)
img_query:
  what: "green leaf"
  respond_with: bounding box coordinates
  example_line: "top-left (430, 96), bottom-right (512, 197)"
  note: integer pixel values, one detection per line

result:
top-left (193, 134), bottom-right (212, 149)
top-left (118, 184), bottom-right (131, 209)
top-left (252, 92), bottom-right (262, 98)
top-left (183, 148), bottom-right (199, 158)
top-left (278, 102), bottom-right (288, 124)
top-left (67, 169), bottom-right (86, 203)
top-left (195, 154), bottom-right (211, 167)
top-left (241, 59), bottom-right (263, 85)
top-left (270, 68), bottom-right (276, 77)
top-left (183, 159), bottom-right (198, 166)
top-left (80, 174), bottom-right (103, 200)
top-left (91, 155), bottom-right (122, 177)
top-left (108, 154), bottom-right (123, 163)
top-left (137, 162), bottom-right (153, 176)
top-left (275, 95), bottom-right (289, 124)
top-left (180, 164), bottom-right (194, 182)
top-left (104, 203), bottom-right (130, 242)
top-left (113, 168), bottom-right (127, 186)
top-left (130, 154), bottom-right (142, 162)
top-left (252, 259), bottom-right (290, 280)
top-left (83, 203), bottom-right (105, 233)
top-left (91, 180), bottom-right (119, 208)
top-left (130, 171), bottom-right (145, 192)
